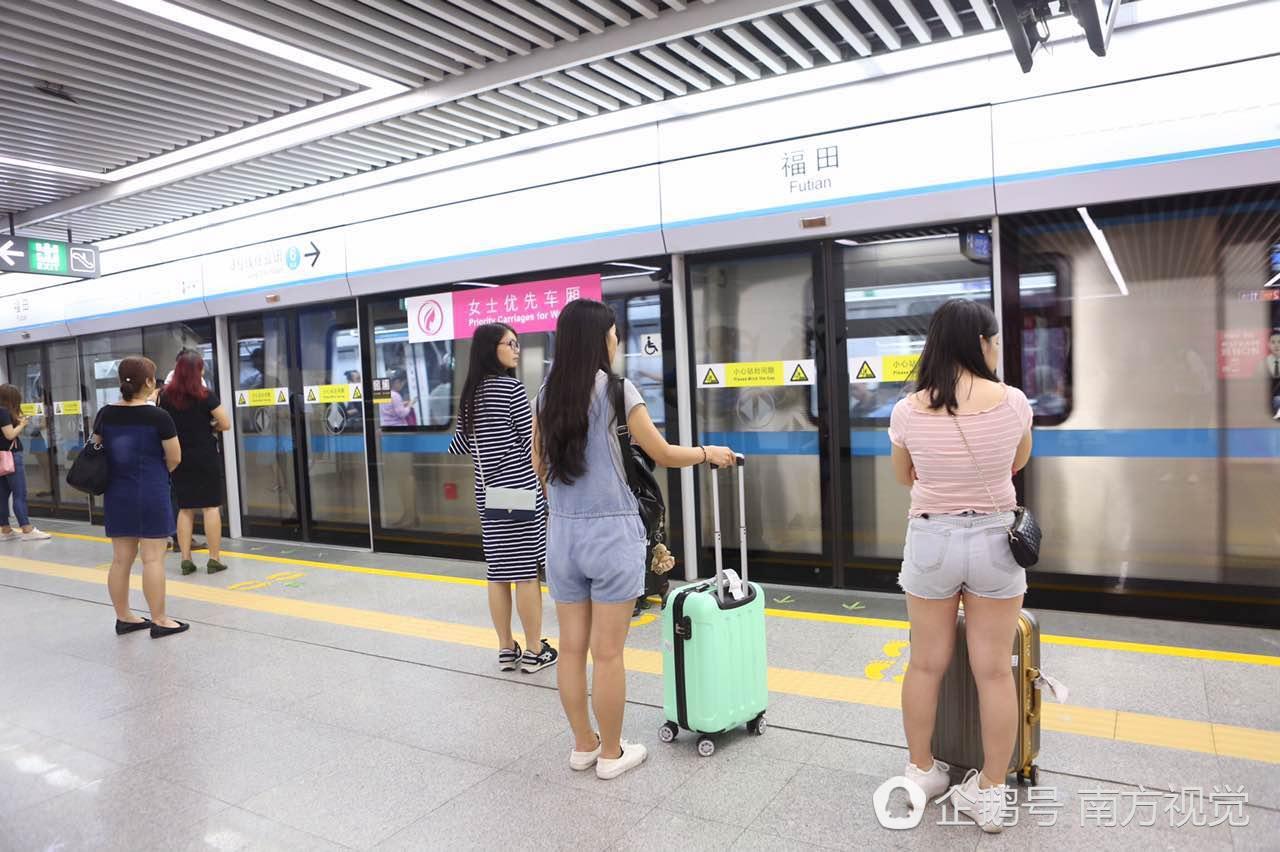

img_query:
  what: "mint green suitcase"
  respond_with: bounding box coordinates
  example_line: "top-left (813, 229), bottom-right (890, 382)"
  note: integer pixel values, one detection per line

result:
top-left (660, 456), bottom-right (768, 757)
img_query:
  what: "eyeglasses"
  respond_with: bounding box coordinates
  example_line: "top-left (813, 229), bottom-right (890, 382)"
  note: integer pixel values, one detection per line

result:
top-left (501, 340), bottom-right (521, 352)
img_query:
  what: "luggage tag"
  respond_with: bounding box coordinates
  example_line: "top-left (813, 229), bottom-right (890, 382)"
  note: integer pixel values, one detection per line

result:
top-left (1034, 671), bottom-right (1070, 704)
top-left (720, 569), bottom-right (748, 601)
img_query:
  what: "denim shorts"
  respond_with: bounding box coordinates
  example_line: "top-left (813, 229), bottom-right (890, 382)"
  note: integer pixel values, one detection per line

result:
top-left (898, 512), bottom-right (1027, 600)
top-left (546, 512), bottom-right (646, 604)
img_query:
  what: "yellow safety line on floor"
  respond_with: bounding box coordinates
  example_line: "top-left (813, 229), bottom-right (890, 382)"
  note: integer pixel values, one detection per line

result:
top-left (3, 554), bottom-right (1278, 767)
top-left (43, 531), bottom-right (1280, 668)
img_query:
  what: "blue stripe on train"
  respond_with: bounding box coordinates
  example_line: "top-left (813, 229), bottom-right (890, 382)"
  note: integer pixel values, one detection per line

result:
top-left (237, 429), bottom-right (1280, 459)
top-left (699, 430), bottom-right (1280, 459)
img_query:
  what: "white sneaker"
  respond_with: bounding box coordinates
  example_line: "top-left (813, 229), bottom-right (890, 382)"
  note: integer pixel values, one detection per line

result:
top-left (595, 741), bottom-right (647, 780)
top-left (18, 528), bottom-right (50, 541)
top-left (904, 758), bottom-right (952, 800)
top-left (0, 530), bottom-right (20, 542)
top-left (938, 768), bottom-right (1011, 833)
top-left (569, 734), bottom-right (601, 771)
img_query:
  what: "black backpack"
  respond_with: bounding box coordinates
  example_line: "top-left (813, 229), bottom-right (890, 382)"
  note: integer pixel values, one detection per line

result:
top-left (608, 376), bottom-right (666, 553)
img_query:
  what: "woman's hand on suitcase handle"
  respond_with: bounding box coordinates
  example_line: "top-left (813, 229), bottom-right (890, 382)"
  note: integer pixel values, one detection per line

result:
top-left (703, 445), bottom-right (736, 468)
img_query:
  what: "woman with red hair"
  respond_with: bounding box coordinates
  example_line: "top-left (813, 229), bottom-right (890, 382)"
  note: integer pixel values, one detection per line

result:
top-left (159, 350), bottom-right (231, 575)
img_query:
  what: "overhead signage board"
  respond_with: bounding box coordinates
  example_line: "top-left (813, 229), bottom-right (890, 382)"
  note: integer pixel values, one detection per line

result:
top-left (202, 233), bottom-right (342, 298)
top-left (0, 237), bottom-right (100, 278)
top-left (697, 360), bottom-right (816, 389)
top-left (661, 109), bottom-right (992, 230)
top-left (406, 274), bottom-right (603, 344)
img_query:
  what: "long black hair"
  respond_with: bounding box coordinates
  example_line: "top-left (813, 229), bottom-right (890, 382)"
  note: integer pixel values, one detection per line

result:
top-left (914, 299), bottom-right (1001, 413)
top-left (458, 323), bottom-right (517, 435)
top-left (537, 299), bottom-right (616, 485)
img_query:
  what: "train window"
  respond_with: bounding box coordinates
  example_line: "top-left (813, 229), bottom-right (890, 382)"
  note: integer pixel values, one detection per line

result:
top-left (1018, 259), bottom-right (1073, 424)
top-left (842, 233), bottom-right (995, 425)
top-left (607, 293), bottom-right (666, 426)
top-left (371, 321), bottom-right (454, 430)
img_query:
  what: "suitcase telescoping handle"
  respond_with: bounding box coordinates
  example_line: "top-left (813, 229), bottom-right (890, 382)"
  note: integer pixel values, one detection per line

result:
top-left (709, 454), bottom-right (747, 605)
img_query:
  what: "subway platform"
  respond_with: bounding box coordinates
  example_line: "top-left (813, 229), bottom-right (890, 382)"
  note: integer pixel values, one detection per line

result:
top-left (1, 520), bottom-right (1277, 851)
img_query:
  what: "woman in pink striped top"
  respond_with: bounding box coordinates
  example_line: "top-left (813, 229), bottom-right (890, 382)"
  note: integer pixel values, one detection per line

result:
top-left (886, 299), bottom-right (1033, 833)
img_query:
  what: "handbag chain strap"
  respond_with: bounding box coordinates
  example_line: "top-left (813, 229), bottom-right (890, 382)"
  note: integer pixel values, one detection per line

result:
top-left (949, 412), bottom-right (1007, 521)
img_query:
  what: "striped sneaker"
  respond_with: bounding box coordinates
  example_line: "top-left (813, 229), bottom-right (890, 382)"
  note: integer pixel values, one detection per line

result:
top-left (498, 642), bottom-right (521, 672)
top-left (521, 639), bottom-right (558, 674)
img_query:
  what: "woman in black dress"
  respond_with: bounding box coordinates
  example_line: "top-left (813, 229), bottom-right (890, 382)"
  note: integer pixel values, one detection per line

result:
top-left (96, 356), bottom-right (187, 638)
top-left (159, 349), bottom-right (231, 575)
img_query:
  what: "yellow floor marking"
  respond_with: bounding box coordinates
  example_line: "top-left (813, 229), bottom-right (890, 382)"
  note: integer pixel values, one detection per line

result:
top-left (44, 532), bottom-right (1280, 668)
top-left (4, 554), bottom-right (1278, 766)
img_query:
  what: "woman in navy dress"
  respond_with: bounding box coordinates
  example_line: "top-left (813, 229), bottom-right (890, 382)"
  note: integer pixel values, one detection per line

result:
top-left (95, 356), bottom-right (187, 638)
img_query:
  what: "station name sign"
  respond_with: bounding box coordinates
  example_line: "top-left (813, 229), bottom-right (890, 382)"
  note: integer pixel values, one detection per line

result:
top-left (0, 237), bottom-right (100, 278)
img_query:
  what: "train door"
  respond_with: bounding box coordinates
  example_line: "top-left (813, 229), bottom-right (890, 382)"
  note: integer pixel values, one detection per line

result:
top-left (838, 227), bottom-right (1000, 587)
top-left (687, 248), bottom-right (833, 586)
top-left (5, 340), bottom-right (89, 521)
top-left (229, 304), bottom-right (370, 547)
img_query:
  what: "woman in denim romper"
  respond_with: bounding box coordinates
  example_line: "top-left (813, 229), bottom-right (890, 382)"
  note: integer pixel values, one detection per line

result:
top-left (888, 299), bottom-right (1033, 833)
top-left (533, 299), bottom-right (734, 781)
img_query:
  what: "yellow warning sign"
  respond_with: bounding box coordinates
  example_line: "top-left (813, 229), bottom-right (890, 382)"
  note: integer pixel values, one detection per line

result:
top-left (302, 384), bottom-right (355, 404)
top-left (849, 354), bottom-right (919, 384)
top-left (235, 387), bottom-right (288, 407)
top-left (697, 360), bottom-right (817, 389)
top-left (53, 400), bottom-right (82, 416)
top-left (882, 355), bottom-right (919, 383)
top-left (19, 403), bottom-right (45, 417)
top-left (351, 386), bottom-right (362, 400)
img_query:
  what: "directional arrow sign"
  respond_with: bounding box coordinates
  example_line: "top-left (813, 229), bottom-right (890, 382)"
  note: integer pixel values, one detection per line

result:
top-left (0, 237), bottom-right (98, 277)
top-left (304, 241), bottom-right (320, 267)
top-left (0, 239), bottom-right (25, 269)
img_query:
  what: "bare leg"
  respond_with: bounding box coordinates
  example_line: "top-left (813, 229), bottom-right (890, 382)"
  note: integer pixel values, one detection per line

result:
top-left (556, 601), bottom-right (596, 752)
top-left (202, 507), bottom-right (222, 561)
top-left (514, 578), bottom-right (543, 652)
top-left (901, 592), bottom-right (961, 770)
top-left (176, 509), bottom-right (194, 561)
top-left (108, 538), bottom-right (141, 621)
top-left (139, 538), bottom-right (178, 628)
top-left (962, 590), bottom-right (1024, 788)
top-left (588, 600), bottom-right (635, 760)
top-left (487, 582), bottom-right (515, 649)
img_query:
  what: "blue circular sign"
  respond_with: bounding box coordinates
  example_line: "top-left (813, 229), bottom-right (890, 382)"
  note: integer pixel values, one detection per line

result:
top-left (285, 246), bottom-right (301, 270)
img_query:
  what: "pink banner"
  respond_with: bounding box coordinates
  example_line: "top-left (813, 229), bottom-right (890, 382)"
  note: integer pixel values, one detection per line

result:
top-left (406, 274), bottom-right (603, 343)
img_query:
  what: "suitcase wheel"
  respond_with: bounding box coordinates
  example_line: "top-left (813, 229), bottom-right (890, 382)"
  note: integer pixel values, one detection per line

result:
top-left (696, 736), bottom-right (716, 757)
top-left (658, 722), bottom-right (678, 744)
top-left (1029, 764), bottom-right (1040, 787)
top-left (747, 713), bottom-right (767, 736)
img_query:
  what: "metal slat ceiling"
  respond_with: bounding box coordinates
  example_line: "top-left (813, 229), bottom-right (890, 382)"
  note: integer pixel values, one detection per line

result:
top-left (4, 0), bottom-right (1114, 248)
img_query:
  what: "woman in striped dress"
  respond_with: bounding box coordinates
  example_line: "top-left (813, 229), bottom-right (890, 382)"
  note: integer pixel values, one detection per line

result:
top-left (448, 323), bottom-right (558, 674)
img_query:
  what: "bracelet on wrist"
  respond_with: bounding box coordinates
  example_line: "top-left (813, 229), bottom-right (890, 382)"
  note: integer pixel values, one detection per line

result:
top-left (700, 446), bottom-right (707, 465)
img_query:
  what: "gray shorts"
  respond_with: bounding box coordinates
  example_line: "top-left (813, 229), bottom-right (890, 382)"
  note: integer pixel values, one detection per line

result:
top-left (546, 512), bottom-right (646, 604)
top-left (898, 512), bottom-right (1027, 600)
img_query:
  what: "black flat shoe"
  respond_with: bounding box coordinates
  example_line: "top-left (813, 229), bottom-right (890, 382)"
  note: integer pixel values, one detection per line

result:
top-left (150, 620), bottom-right (190, 639)
top-left (115, 618), bottom-right (153, 635)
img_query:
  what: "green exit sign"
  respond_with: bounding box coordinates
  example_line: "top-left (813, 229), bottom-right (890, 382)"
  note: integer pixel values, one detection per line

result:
top-left (0, 237), bottom-right (99, 277)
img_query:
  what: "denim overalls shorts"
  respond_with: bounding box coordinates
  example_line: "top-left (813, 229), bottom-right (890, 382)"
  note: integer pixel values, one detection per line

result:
top-left (544, 384), bottom-right (647, 604)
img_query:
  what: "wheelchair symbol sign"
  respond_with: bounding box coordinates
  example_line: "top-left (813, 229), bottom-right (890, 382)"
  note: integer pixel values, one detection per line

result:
top-left (640, 333), bottom-right (661, 356)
